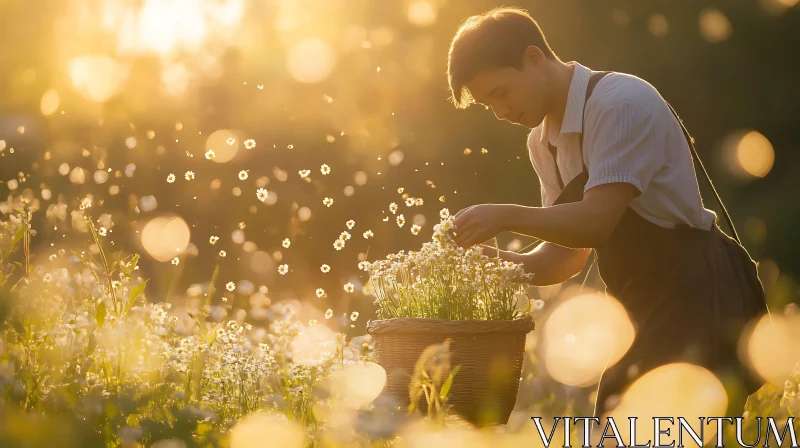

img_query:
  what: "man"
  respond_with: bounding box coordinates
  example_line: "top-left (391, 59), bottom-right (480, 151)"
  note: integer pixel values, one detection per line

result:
top-left (447, 7), bottom-right (768, 417)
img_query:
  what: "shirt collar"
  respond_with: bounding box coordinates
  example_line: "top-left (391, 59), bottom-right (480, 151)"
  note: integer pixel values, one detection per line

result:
top-left (539, 61), bottom-right (592, 145)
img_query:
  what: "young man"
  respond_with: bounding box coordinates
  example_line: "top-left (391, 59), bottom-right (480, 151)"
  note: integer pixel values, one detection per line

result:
top-left (447, 7), bottom-right (768, 417)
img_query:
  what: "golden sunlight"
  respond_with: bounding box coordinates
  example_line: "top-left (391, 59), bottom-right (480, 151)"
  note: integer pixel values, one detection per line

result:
top-left (141, 215), bottom-right (191, 262)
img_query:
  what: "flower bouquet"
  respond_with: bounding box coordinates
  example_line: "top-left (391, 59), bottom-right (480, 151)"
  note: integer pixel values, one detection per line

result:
top-left (365, 213), bottom-right (537, 426)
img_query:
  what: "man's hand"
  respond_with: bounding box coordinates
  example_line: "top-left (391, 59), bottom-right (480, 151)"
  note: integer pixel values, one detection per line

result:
top-left (452, 204), bottom-right (510, 248)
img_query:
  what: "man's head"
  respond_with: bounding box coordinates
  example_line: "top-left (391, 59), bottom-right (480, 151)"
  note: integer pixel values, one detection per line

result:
top-left (447, 7), bottom-right (559, 128)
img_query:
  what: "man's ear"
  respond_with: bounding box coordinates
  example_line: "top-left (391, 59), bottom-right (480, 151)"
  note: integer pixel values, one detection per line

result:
top-left (524, 45), bottom-right (545, 65)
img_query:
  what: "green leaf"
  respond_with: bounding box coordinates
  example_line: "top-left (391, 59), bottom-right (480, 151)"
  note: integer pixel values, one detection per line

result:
top-left (123, 279), bottom-right (148, 315)
top-left (5, 226), bottom-right (24, 258)
top-left (96, 300), bottom-right (106, 327)
top-left (439, 364), bottom-right (461, 401)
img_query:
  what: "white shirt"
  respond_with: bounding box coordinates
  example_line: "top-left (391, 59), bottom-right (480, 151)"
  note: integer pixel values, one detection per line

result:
top-left (528, 61), bottom-right (717, 230)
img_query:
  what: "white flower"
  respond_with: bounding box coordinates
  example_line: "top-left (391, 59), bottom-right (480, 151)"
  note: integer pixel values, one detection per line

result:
top-left (219, 250), bottom-right (227, 257)
top-left (405, 197), bottom-right (415, 207)
top-left (333, 239), bottom-right (345, 251)
top-left (440, 208), bottom-right (450, 219)
top-left (340, 231), bottom-right (351, 241)
top-left (363, 230), bottom-right (374, 239)
top-left (350, 311), bottom-right (359, 321)
top-left (389, 202), bottom-right (398, 214)
top-left (344, 282), bottom-right (355, 293)
top-left (244, 139), bottom-right (256, 149)
top-left (185, 171), bottom-right (195, 180)
top-left (316, 288), bottom-right (326, 298)
top-left (226, 137), bottom-right (236, 145)
top-left (532, 299), bottom-right (545, 311)
top-left (346, 220), bottom-right (355, 229)
top-left (321, 164), bottom-right (331, 175)
top-left (299, 169), bottom-right (311, 178)
top-left (238, 170), bottom-right (248, 180)
top-left (209, 236), bottom-right (219, 244)
top-left (396, 214), bottom-right (405, 228)
top-left (411, 224), bottom-right (421, 235)
top-left (43, 273), bottom-right (52, 283)
top-left (282, 238), bottom-right (291, 248)
top-left (171, 257), bottom-right (179, 265)
top-left (278, 264), bottom-right (289, 275)
top-left (256, 188), bottom-right (269, 202)
top-left (325, 309), bottom-right (333, 319)
top-left (205, 149), bottom-right (216, 160)
top-left (167, 173), bottom-right (176, 183)
top-left (358, 261), bottom-right (370, 271)
top-left (415, 197), bottom-right (424, 206)
top-left (226, 282), bottom-right (236, 291)
top-left (323, 197), bottom-right (334, 207)
top-left (320, 264), bottom-right (331, 273)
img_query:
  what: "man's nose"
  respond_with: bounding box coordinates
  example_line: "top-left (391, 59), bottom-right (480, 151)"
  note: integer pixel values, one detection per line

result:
top-left (491, 104), bottom-right (509, 120)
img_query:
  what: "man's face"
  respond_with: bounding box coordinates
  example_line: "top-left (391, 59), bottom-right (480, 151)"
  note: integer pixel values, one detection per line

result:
top-left (465, 56), bottom-right (548, 129)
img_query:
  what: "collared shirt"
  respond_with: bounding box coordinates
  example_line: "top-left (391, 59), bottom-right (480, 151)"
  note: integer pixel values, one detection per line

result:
top-left (527, 61), bottom-right (717, 230)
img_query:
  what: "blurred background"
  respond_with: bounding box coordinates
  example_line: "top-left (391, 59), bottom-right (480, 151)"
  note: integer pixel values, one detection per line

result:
top-left (0, 0), bottom-right (798, 341)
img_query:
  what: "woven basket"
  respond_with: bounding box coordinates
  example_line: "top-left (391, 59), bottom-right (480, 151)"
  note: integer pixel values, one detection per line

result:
top-left (367, 316), bottom-right (535, 426)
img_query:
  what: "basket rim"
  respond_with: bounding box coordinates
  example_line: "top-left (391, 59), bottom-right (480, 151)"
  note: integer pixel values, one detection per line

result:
top-left (366, 314), bottom-right (535, 335)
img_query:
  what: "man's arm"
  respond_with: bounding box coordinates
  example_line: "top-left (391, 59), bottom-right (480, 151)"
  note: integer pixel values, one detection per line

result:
top-left (486, 242), bottom-right (591, 286)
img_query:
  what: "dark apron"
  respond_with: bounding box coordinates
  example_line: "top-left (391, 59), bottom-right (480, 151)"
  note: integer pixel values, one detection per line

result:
top-left (550, 71), bottom-right (768, 417)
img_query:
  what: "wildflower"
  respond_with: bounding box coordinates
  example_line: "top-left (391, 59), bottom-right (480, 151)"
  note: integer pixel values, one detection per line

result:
top-left (185, 171), bottom-right (195, 180)
top-left (325, 309), bottom-right (333, 319)
top-left (98, 227), bottom-right (108, 236)
top-left (346, 220), bottom-right (355, 229)
top-left (209, 236), bottom-right (219, 244)
top-left (532, 299), bottom-right (545, 311)
top-left (405, 197), bottom-right (415, 207)
top-left (226, 282), bottom-right (235, 292)
top-left (396, 214), bottom-right (405, 228)
top-left (415, 197), bottom-right (424, 206)
top-left (80, 198), bottom-right (92, 210)
top-left (397, 187), bottom-right (404, 194)
top-left (49, 254), bottom-right (57, 261)
top-left (320, 264), bottom-right (331, 273)
top-left (340, 231), bottom-right (351, 241)
top-left (389, 202), bottom-right (398, 214)
top-left (244, 139), bottom-right (256, 149)
top-left (321, 164), bottom-right (331, 175)
top-left (333, 239), bottom-right (345, 251)
top-left (167, 173), bottom-right (176, 183)
top-left (299, 169), bottom-right (311, 178)
top-left (219, 250), bottom-right (227, 257)
top-left (344, 282), bottom-right (355, 293)
top-left (316, 288), bottom-right (326, 298)
top-left (323, 197), bottom-right (334, 207)
top-left (238, 170), bottom-right (248, 180)
top-left (440, 208), bottom-right (450, 219)
top-left (363, 230), bottom-right (374, 239)
top-left (350, 311), bottom-right (359, 321)
top-left (171, 257), bottom-right (179, 265)
top-left (278, 264), bottom-right (289, 275)
top-left (309, 319), bottom-right (317, 326)
top-left (411, 224), bottom-right (421, 235)
top-left (481, 147), bottom-right (488, 154)
top-left (205, 149), bottom-right (216, 160)
top-left (282, 238), bottom-right (291, 248)
top-left (226, 137), bottom-right (236, 145)
top-left (43, 273), bottom-right (52, 283)
top-left (256, 188), bottom-right (269, 202)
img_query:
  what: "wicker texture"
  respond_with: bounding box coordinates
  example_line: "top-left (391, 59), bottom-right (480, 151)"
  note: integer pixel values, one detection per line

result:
top-left (367, 316), bottom-right (535, 426)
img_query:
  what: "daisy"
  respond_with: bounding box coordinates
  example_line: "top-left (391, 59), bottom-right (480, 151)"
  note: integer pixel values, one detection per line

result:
top-left (346, 220), bottom-right (355, 229)
top-left (320, 264), bottom-right (331, 273)
top-left (358, 261), bottom-right (370, 271)
top-left (171, 257), bottom-right (179, 265)
top-left (238, 170), bottom-right (248, 180)
top-left (389, 202), bottom-right (398, 214)
top-left (481, 147), bottom-right (488, 154)
top-left (167, 173), bottom-right (176, 183)
top-left (299, 169), bottom-right (311, 178)
top-left (226, 137), bottom-right (236, 145)
top-left (278, 264), bottom-right (289, 275)
top-left (226, 282), bottom-right (235, 292)
top-left (98, 227), bottom-right (107, 236)
top-left (308, 319), bottom-right (317, 326)
top-left (323, 197), bottom-right (334, 207)
top-left (219, 250), bottom-right (227, 257)
top-left (209, 236), bottom-right (219, 244)
top-left (411, 224), bottom-right (421, 235)
top-left (333, 239), bottom-right (345, 251)
top-left (205, 149), bottom-right (216, 160)
top-left (397, 187), bottom-right (404, 194)
top-left (321, 164), bottom-right (331, 175)
top-left (532, 299), bottom-right (545, 311)
top-left (244, 139), bottom-right (256, 149)
top-left (340, 231), bottom-right (351, 241)
top-left (363, 230), bottom-right (374, 239)
top-left (185, 171), bottom-right (195, 180)
top-left (282, 238), bottom-right (291, 248)
top-left (256, 188), bottom-right (268, 202)
top-left (396, 214), bottom-right (405, 228)
top-left (344, 282), bottom-right (355, 293)
top-left (316, 288), bottom-right (326, 298)
top-left (415, 198), bottom-right (424, 206)
top-left (405, 197), bottom-right (415, 207)
top-left (440, 208), bottom-right (450, 219)
top-left (325, 309), bottom-right (333, 319)
top-left (350, 311), bottom-right (359, 321)
top-left (43, 273), bottom-right (52, 283)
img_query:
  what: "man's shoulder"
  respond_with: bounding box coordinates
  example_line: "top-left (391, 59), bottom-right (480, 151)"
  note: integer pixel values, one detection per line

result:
top-left (589, 70), bottom-right (667, 116)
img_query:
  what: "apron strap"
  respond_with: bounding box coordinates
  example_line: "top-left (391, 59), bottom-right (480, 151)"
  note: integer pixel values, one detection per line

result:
top-left (664, 102), bottom-right (742, 244)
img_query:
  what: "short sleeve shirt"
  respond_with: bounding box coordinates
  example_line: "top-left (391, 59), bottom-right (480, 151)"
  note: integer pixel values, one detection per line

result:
top-left (527, 61), bottom-right (717, 230)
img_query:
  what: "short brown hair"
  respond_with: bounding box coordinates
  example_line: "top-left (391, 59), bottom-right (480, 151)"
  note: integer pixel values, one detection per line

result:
top-left (447, 7), bottom-right (558, 109)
